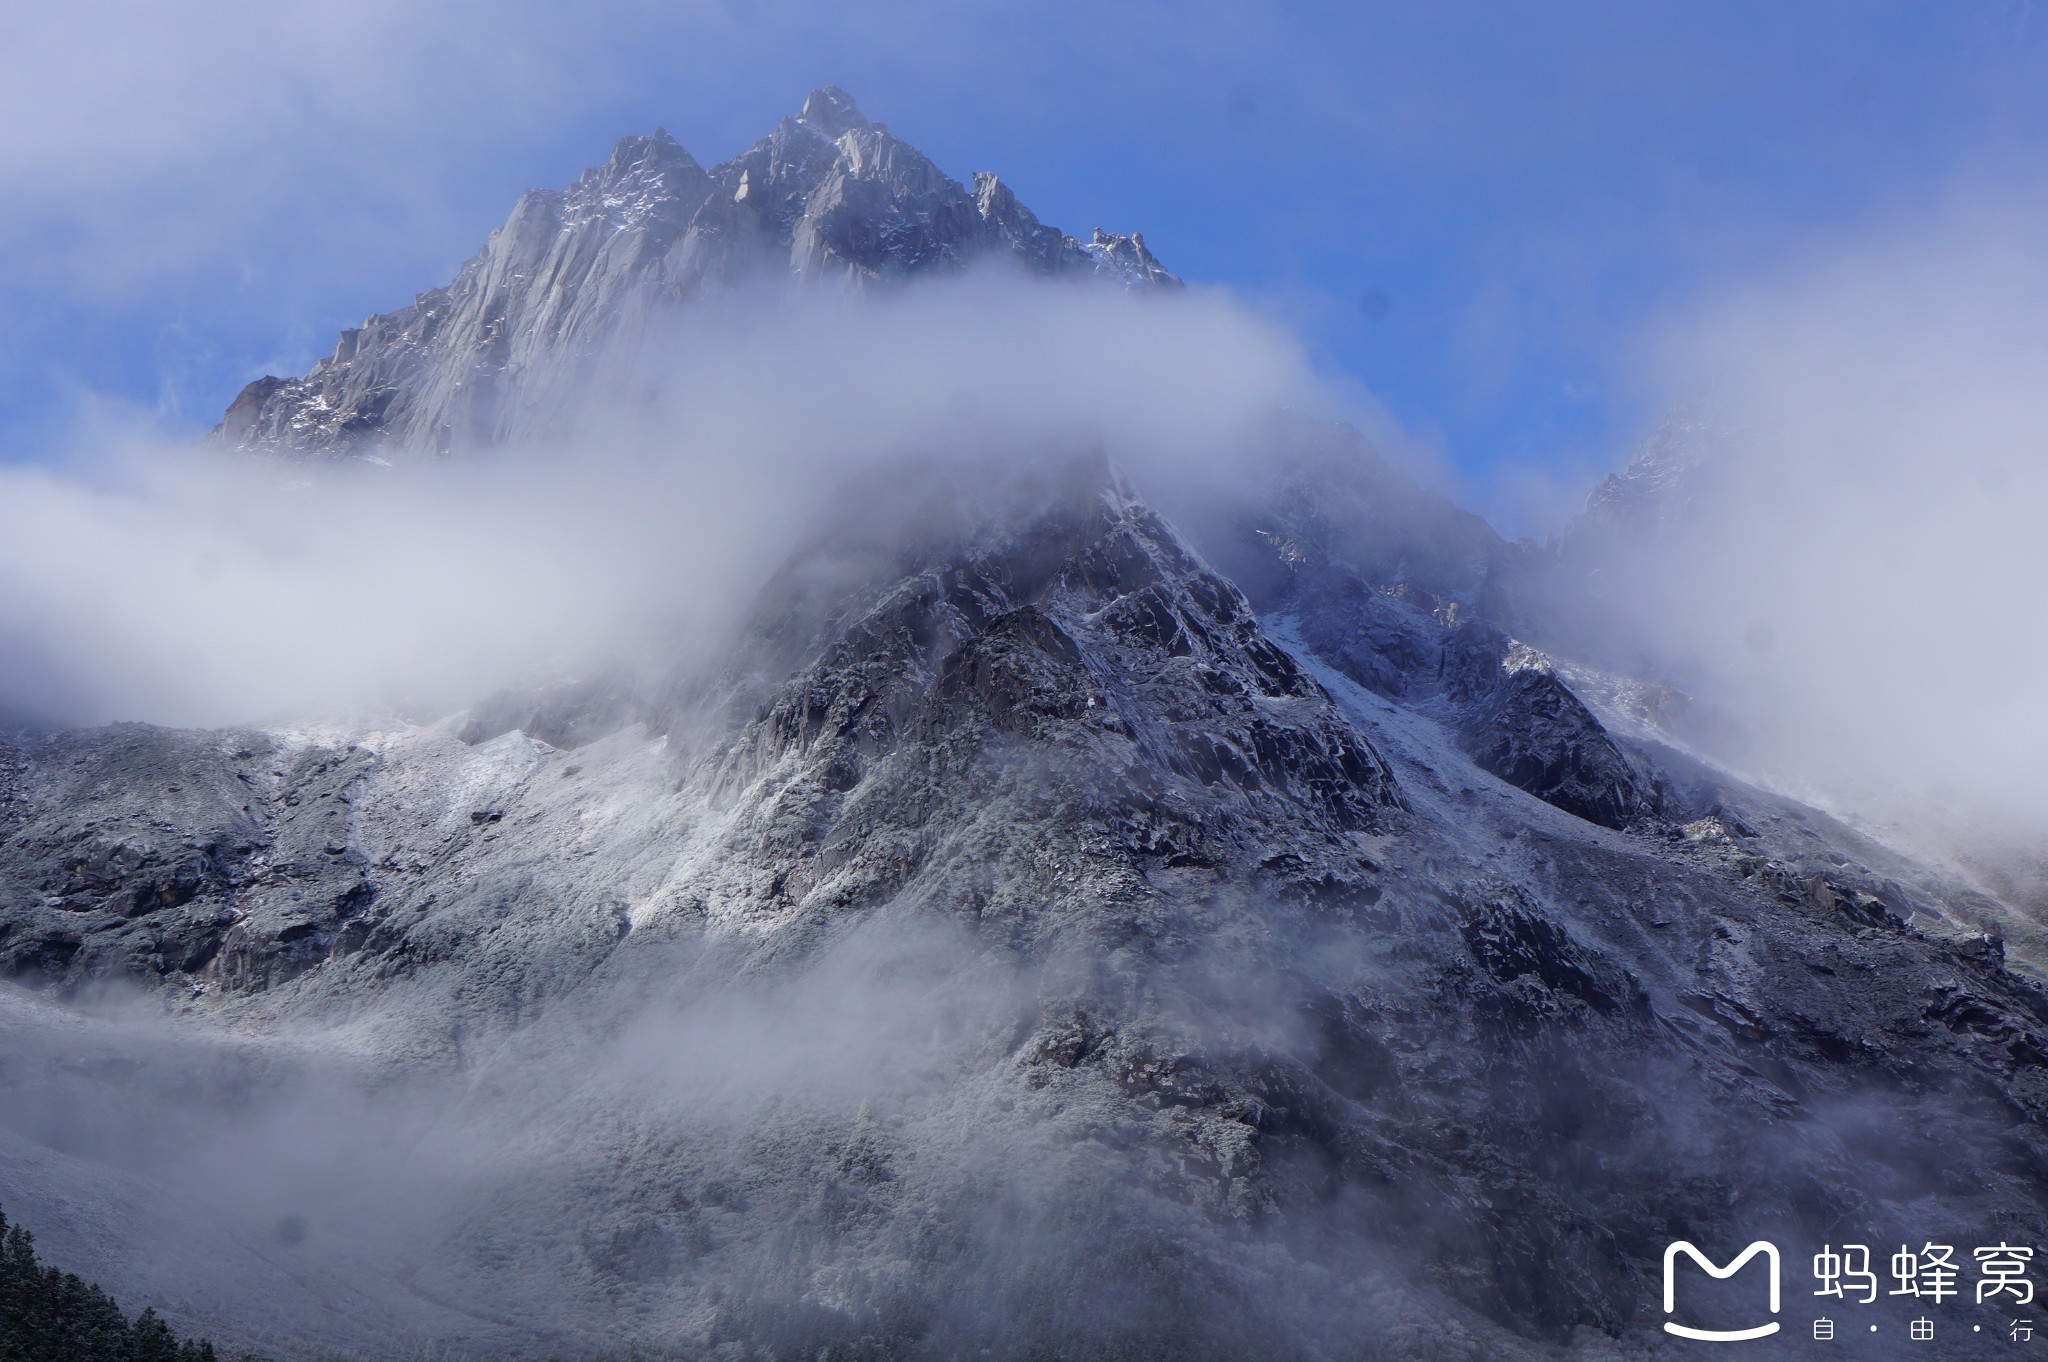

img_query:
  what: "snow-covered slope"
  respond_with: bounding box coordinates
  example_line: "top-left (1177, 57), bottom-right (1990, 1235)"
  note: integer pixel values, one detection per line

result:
top-left (6, 451), bottom-right (2047, 1360)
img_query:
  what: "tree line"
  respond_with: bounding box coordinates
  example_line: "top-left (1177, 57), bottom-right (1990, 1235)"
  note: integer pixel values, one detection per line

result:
top-left (1, 1203), bottom-right (218, 1362)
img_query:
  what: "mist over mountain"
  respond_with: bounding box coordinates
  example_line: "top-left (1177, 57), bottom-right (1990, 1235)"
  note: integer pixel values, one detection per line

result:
top-left (1510, 215), bottom-right (2048, 930)
top-left (214, 87), bottom-right (1173, 463)
top-left (3, 90), bottom-right (2046, 1362)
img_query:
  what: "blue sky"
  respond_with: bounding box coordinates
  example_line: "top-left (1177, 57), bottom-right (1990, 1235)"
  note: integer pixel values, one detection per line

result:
top-left (4, 1), bottom-right (2046, 529)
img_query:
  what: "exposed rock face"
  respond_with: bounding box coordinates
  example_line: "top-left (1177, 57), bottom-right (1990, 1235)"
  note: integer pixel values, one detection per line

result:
top-left (9, 97), bottom-right (2047, 1362)
top-left (660, 457), bottom-right (1401, 941)
top-left (215, 88), bottom-right (1176, 461)
top-left (0, 726), bottom-right (378, 991)
top-left (1191, 419), bottom-right (1663, 831)
top-left (1439, 627), bottom-right (1663, 830)
top-left (7, 450), bottom-right (2048, 1359)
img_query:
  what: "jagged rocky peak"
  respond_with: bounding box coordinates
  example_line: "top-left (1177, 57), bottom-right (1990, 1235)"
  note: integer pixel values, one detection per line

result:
top-left (667, 451), bottom-right (1404, 940)
top-left (1083, 225), bottom-right (1172, 284)
top-left (660, 447), bottom-right (1404, 827)
top-left (558, 127), bottom-right (710, 231)
top-left (215, 88), bottom-right (1180, 461)
top-left (796, 84), bottom-right (869, 137)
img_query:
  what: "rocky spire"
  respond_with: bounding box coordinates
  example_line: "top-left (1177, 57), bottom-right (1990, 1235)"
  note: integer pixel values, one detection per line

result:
top-left (213, 89), bottom-right (1177, 461)
top-left (795, 85), bottom-right (868, 138)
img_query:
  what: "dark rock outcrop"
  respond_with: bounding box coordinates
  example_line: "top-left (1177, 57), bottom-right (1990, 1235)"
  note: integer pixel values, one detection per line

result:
top-left (1202, 426), bottom-right (1665, 831)
top-left (0, 726), bottom-right (379, 994)
top-left (1439, 623), bottom-right (1662, 829)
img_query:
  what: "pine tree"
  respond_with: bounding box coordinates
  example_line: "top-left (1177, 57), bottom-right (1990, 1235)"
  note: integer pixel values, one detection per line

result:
top-left (0, 1204), bottom-right (222, 1362)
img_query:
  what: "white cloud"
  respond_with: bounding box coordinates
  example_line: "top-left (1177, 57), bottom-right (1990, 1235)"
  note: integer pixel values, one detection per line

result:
top-left (0, 276), bottom-right (1331, 728)
top-left (1605, 192), bottom-right (2048, 854)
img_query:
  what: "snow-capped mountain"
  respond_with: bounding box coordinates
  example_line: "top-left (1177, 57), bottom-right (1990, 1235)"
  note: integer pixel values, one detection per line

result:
top-left (214, 88), bottom-right (1174, 461)
top-left (5, 94), bottom-right (2047, 1362)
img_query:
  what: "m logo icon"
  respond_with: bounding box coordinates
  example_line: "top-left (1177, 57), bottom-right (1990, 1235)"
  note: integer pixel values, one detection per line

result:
top-left (1663, 1241), bottom-right (1782, 1341)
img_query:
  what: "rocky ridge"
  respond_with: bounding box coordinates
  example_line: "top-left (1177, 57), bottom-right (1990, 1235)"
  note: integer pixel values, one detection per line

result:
top-left (215, 88), bottom-right (1175, 461)
top-left (5, 448), bottom-right (2047, 1358)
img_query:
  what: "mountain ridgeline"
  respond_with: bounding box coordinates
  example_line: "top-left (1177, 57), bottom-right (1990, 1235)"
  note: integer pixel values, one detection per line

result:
top-left (1, 91), bottom-right (2044, 1361)
top-left (213, 87), bottom-right (1174, 461)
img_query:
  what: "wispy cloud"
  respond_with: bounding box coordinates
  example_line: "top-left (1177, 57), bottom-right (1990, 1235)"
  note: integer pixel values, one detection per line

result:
top-left (1597, 188), bottom-right (2048, 852)
top-left (0, 276), bottom-right (1331, 728)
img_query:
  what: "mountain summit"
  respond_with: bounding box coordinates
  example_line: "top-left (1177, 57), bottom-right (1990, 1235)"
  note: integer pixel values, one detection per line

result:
top-left (215, 88), bottom-right (1176, 460)
top-left (13, 89), bottom-right (2048, 1362)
